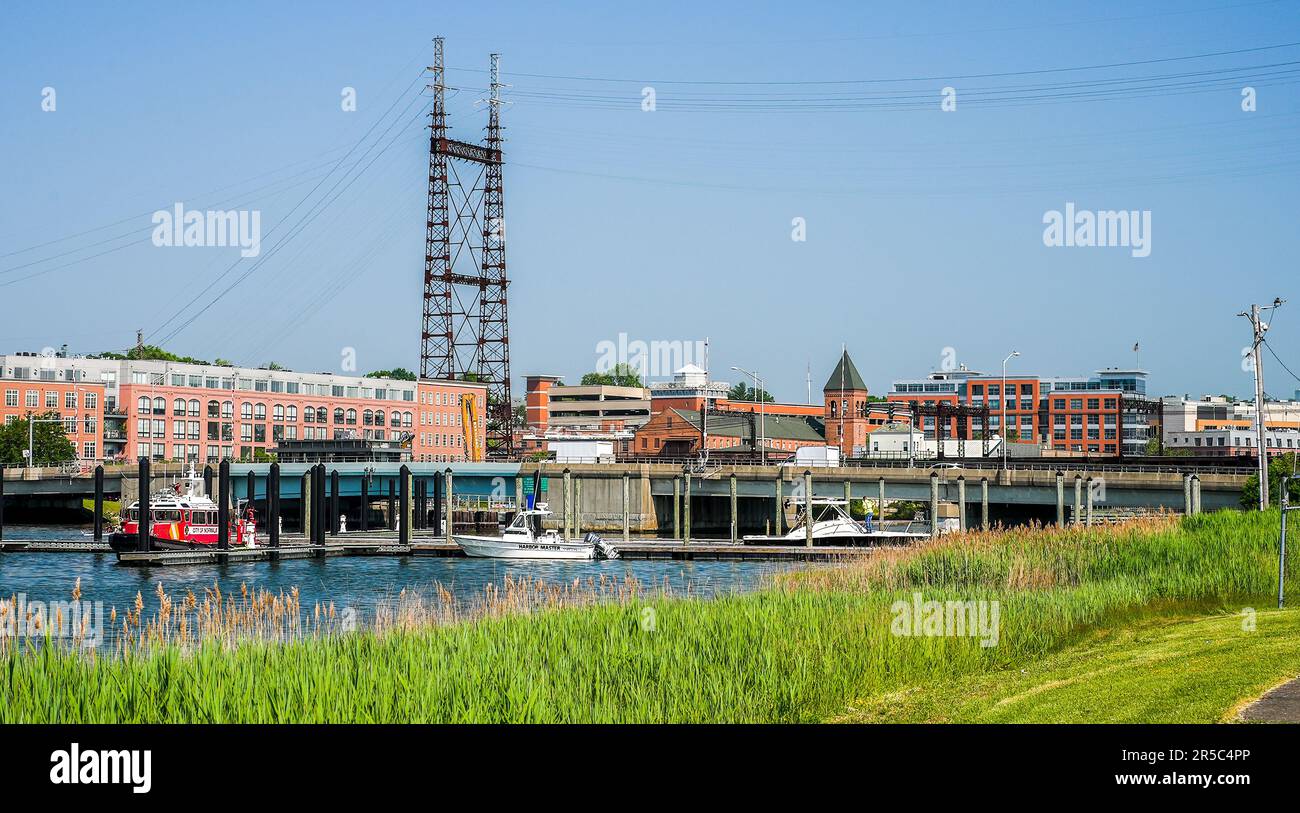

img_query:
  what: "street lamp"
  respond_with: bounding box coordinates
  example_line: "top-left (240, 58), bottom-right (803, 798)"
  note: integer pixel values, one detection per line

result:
top-left (1001, 351), bottom-right (1020, 471)
top-left (731, 366), bottom-right (766, 465)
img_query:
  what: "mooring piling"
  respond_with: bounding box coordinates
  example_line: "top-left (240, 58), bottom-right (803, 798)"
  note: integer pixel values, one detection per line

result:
top-left (957, 475), bottom-right (967, 532)
top-left (443, 467), bottom-right (453, 544)
top-left (217, 459), bottom-right (230, 550)
top-left (137, 457), bottom-right (151, 552)
top-left (93, 464), bottom-right (104, 541)
top-left (929, 471), bottom-right (939, 538)
top-left (398, 464), bottom-right (410, 547)
top-left (268, 462), bottom-right (280, 548)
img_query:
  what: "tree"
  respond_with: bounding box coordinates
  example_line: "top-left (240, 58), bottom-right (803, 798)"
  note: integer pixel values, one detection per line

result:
top-left (365, 368), bottom-right (417, 381)
top-left (91, 345), bottom-right (210, 365)
top-left (0, 411), bottom-right (76, 466)
top-left (727, 381), bottom-right (774, 403)
top-left (580, 363), bottom-right (643, 388)
top-left (1241, 453), bottom-right (1300, 508)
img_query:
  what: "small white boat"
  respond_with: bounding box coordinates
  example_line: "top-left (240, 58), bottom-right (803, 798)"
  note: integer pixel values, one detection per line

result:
top-left (454, 503), bottom-right (618, 560)
top-left (743, 497), bottom-right (927, 545)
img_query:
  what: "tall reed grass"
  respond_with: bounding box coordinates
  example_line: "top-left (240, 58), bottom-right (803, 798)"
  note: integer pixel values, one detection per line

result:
top-left (1, 511), bottom-right (1292, 723)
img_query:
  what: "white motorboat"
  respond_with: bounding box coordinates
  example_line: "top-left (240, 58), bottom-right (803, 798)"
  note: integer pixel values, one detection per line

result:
top-left (742, 497), bottom-right (927, 545)
top-left (454, 503), bottom-right (618, 560)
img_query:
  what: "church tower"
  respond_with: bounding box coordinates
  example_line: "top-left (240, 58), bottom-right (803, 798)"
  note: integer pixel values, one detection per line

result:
top-left (823, 349), bottom-right (870, 456)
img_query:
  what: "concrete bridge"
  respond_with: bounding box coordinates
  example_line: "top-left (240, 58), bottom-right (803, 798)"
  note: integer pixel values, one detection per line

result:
top-left (1, 460), bottom-right (1248, 536)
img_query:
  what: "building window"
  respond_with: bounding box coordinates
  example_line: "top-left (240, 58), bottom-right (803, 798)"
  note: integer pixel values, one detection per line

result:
top-left (65, 391), bottom-right (77, 409)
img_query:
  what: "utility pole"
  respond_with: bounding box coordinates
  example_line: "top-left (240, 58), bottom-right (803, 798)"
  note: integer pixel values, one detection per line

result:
top-left (1240, 299), bottom-right (1284, 510)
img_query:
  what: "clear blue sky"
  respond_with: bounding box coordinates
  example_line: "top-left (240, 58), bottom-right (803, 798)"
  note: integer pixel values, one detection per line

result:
top-left (2, 0), bottom-right (1298, 402)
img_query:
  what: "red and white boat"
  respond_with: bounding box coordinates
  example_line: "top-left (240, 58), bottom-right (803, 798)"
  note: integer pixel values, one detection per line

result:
top-left (109, 465), bottom-right (257, 552)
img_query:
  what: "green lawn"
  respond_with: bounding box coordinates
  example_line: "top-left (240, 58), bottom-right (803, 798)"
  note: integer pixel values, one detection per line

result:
top-left (835, 608), bottom-right (1300, 723)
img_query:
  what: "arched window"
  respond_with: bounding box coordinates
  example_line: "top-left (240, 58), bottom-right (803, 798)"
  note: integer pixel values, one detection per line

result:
top-left (402, 411), bottom-right (413, 428)
top-left (286, 405), bottom-right (298, 422)
top-left (254, 403), bottom-right (266, 421)
top-left (173, 398), bottom-right (186, 416)
top-left (221, 401), bottom-right (233, 418)
top-left (316, 407), bottom-right (327, 423)
top-left (207, 400), bottom-right (220, 418)
top-left (188, 399), bottom-right (200, 417)
top-left (137, 396), bottom-right (150, 415)
top-left (241, 402), bottom-right (253, 419)
top-left (345, 408), bottom-right (357, 425)
top-left (153, 397), bottom-right (166, 414)
top-left (273, 404), bottom-right (284, 422)
top-left (333, 407), bottom-right (345, 424)
top-left (375, 411), bottom-right (385, 426)
top-left (363, 409), bottom-right (373, 426)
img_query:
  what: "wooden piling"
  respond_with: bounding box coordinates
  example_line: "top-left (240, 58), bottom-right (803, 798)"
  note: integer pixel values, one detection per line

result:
top-left (138, 457), bottom-right (152, 552)
top-left (217, 459), bottom-right (230, 550)
top-left (398, 465), bottom-right (410, 547)
top-left (1055, 471), bottom-right (1065, 527)
top-left (330, 469), bottom-right (340, 535)
top-left (443, 468), bottom-right (453, 545)
top-left (563, 468), bottom-right (572, 541)
top-left (672, 476), bottom-right (681, 541)
top-left (957, 476), bottom-right (967, 532)
top-left (774, 475), bottom-right (783, 535)
top-left (1192, 474), bottom-right (1202, 514)
top-left (684, 472), bottom-right (692, 544)
top-left (268, 462), bottom-right (280, 548)
top-left (387, 480), bottom-right (395, 531)
top-left (302, 471), bottom-right (312, 541)
top-left (980, 476), bottom-right (989, 531)
top-left (804, 470), bottom-right (814, 547)
top-left (729, 474), bottom-right (738, 544)
top-left (93, 464), bottom-right (104, 541)
top-left (1073, 474), bottom-right (1083, 526)
top-left (1085, 477), bottom-right (1095, 527)
top-left (929, 471), bottom-right (939, 538)
top-left (623, 472), bottom-right (631, 543)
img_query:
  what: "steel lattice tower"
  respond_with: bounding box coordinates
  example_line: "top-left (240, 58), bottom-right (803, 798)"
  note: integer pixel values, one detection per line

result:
top-left (420, 38), bottom-right (514, 457)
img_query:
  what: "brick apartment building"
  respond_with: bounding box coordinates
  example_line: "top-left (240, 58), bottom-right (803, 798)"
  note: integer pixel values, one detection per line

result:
top-left (886, 366), bottom-right (1154, 456)
top-left (0, 352), bottom-right (486, 465)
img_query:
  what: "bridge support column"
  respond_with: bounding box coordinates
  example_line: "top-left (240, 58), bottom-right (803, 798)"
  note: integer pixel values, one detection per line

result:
top-left (980, 476), bottom-right (989, 531)
top-left (1073, 474), bottom-right (1083, 526)
top-left (1183, 473), bottom-right (1193, 516)
top-left (1085, 477), bottom-right (1095, 527)
top-left (957, 476), bottom-right (967, 532)
top-left (1191, 474), bottom-right (1202, 514)
top-left (929, 471), bottom-right (939, 538)
top-left (878, 477), bottom-right (885, 525)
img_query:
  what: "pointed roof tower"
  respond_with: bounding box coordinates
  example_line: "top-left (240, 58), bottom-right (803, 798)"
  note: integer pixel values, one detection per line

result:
top-left (823, 349), bottom-right (867, 392)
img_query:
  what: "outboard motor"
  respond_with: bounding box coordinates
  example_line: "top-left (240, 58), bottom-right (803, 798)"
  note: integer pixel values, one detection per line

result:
top-left (586, 531), bottom-right (619, 560)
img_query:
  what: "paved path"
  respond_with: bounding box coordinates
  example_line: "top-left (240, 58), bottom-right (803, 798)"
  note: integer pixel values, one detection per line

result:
top-left (1238, 677), bottom-right (1300, 722)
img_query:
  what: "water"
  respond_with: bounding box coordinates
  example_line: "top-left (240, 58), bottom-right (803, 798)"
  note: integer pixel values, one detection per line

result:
top-left (1, 525), bottom-right (797, 621)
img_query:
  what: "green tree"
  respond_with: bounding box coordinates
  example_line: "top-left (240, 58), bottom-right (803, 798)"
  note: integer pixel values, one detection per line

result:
top-left (580, 363), bottom-right (643, 388)
top-left (727, 381), bottom-right (774, 403)
top-left (0, 411), bottom-right (76, 466)
top-left (1241, 453), bottom-right (1300, 508)
top-left (365, 368), bottom-right (417, 381)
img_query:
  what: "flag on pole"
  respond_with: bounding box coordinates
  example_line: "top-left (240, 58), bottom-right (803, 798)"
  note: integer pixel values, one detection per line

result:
top-left (1133, 342), bottom-right (1140, 352)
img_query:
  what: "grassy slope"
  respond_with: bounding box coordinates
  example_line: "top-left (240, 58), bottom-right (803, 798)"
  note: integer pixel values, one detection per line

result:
top-left (3, 511), bottom-right (1296, 723)
top-left (836, 608), bottom-right (1300, 724)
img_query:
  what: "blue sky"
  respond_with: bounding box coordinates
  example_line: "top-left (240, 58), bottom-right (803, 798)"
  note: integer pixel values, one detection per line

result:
top-left (2, 0), bottom-right (1298, 402)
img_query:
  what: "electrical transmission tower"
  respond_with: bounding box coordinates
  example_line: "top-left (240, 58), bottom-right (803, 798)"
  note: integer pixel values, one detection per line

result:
top-left (421, 37), bottom-right (514, 458)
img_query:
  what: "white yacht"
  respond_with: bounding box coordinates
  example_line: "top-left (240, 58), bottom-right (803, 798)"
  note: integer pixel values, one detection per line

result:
top-left (743, 497), bottom-right (927, 545)
top-left (454, 503), bottom-right (618, 560)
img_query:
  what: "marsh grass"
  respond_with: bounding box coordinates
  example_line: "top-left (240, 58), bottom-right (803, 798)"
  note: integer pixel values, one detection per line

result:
top-left (1, 511), bottom-right (1293, 723)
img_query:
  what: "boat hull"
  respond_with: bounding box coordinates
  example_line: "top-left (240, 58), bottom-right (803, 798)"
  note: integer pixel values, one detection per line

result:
top-left (108, 532), bottom-right (220, 553)
top-left (454, 534), bottom-right (597, 560)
